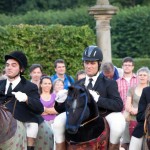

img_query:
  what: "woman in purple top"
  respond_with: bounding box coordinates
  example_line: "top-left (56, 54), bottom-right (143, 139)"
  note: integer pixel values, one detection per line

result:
top-left (39, 76), bottom-right (58, 125)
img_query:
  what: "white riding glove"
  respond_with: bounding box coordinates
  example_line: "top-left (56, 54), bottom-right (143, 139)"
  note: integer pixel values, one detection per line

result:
top-left (55, 89), bottom-right (68, 103)
top-left (12, 91), bottom-right (28, 102)
top-left (89, 90), bottom-right (100, 103)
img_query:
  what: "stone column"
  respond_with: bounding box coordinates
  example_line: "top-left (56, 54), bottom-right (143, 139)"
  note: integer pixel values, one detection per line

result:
top-left (89, 0), bottom-right (118, 63)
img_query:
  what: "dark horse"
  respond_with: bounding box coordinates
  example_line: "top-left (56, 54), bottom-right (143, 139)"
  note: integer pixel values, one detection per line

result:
top-left (144, 103), bottom-right (150, 149)
top-left (0, 94), bottom-right (54, 150)
top-left (65, 84), bottom-right (109, 150)
top-left (0, 104), bottom-right (27, 150)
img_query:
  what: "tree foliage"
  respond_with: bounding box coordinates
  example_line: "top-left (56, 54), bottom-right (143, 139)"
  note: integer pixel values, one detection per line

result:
top-left (110, 0), bottom-right (144, 8)
top-left (0, 7), bottom-right (95, 30)
top-left (0, 0), bottom-right (150, 15)
top-left (111, 6), bottom-right (150, 58)
top-left (0, 0), bottom-right (96, 14)
top-left (0, 4), bottom-right (150, 58)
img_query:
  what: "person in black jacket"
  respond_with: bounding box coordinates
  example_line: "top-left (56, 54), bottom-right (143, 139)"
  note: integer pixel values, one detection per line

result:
top-left (129, 85), bottom-right (150, 150)
top-left (0, 51), bottom-right (53, 150)
top-left (53, 46), bottom-right (125, 150)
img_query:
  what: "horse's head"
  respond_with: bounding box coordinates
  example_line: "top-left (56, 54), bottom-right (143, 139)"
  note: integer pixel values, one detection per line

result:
top-left (65, 84), bottom-right (99, 134)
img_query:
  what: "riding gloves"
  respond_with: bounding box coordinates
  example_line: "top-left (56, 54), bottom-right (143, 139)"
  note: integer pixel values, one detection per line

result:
top-left (12, 91), bottom-right (28, 102)
top-left (89, 90), bottom-right (100, 102)
top-left (55, 89), bottom-right (68, 103)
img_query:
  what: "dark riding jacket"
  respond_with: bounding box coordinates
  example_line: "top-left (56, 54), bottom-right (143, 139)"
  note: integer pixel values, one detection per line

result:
top-left (0, 76), bottom-right (44, 124)
top-left (133, 86), bottom-right (150, 138)
top-left (55, 74), bottom-right (123, 117)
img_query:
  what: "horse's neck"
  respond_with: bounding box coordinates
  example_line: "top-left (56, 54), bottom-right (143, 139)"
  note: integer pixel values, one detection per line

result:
top-left (0, 110), bottom-right (11, 134)
top-left (88, 94), bottom-right (99, 116)
top-left (0, 109), bottom-right (17, 143)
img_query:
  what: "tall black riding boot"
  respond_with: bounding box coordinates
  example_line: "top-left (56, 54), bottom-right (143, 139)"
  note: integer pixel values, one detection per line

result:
top-left (27, 146), bottom-right (34, 150)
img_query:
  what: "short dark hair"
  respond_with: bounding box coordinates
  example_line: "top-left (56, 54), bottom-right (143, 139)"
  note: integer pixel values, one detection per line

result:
top-left (122, 57), bottom-right (134, 65)
top-left (29, 64), bottom-right (43, 73)
top-left (101, 62), bottom-right (115, 74)
top-left (54, 59), bottom-right (65, 68)
top-left (75, 70), bottom-right (86, 81)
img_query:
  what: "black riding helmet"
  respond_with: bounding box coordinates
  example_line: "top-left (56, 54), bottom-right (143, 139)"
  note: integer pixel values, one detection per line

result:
top-left (82, 46), bottom-right (103, 62)
top-left (5, 51), bottom-right (28, 73)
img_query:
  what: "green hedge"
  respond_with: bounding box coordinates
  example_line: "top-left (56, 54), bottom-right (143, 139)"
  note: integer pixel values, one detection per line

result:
top-left (111, 6), bottom-right (150, 58)
top-left (1, 5), bottom-right (150, 58)
top-left (1, 24), bottom-right (150, 79)
top-left (113, 58), bottom-right (150, 73)
top-left (0, 24), bottom-right (96, 78)
top-left (0, 7), bottom-right (95, 30)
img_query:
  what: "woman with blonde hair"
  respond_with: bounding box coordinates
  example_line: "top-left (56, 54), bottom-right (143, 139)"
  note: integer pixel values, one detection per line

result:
top-left (123, 67), bottom-right (150, 150)
top-left (53, 78), bottom-right (64, 94)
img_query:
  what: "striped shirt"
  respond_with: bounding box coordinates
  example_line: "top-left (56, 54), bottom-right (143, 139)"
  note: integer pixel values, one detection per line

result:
top-left (116, 74), bottom-right (138, 111)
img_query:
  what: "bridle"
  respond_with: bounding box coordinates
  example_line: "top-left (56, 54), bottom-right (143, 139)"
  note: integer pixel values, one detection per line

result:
top-left (66, 85), bottom-right (99, 134)
top-left (80, 115), bottom-right (99, 127)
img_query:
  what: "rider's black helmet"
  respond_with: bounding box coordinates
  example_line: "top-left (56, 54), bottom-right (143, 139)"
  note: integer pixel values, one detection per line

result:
top-left (5, 51), bottom-right (28, 71)
top-left (82, 46), bottom-right (103, 62)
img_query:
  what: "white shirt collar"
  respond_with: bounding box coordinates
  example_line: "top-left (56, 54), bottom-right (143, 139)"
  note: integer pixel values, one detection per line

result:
top-left (85, 72), bottom-right (100, 87)
top-left (6, 76), bottom-right (21, 94)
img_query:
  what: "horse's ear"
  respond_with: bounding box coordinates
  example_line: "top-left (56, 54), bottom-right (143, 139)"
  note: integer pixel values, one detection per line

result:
top-left (68, 86), bottom-right (74, 91)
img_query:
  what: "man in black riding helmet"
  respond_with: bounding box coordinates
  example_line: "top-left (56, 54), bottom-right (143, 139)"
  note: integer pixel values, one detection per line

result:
top-left (53, 46), bottom-right (125, 150)
top-left (0, 51), bottom-right (53, 150)
top-left (82, 46), bottom-right (125, 149)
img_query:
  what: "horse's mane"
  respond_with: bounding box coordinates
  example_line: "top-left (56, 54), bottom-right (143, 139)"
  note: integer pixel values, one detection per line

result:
top-left (0, 92), bottom-right (13, 129)
top-left (0, 106), bottom-right (11, 136)
top-left (0, 106), bottom-right (6, 128)
top-left (0, 105), bottom-right (18, 143)
top-left (144, 103), bottom-right (150, 134)
top-left (144, 103), bottom-right (150, 149)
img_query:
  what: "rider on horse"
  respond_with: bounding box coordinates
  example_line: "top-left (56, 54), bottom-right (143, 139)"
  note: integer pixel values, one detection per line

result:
top-left (0, 51), bottom-right (53, 150)
top-left (53, 46), bottom-right (126, 150)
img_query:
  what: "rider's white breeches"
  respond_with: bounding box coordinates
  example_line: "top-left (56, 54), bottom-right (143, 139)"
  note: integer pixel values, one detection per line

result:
top-left (53, 112), bottom-right (66, 143)
top-left (129, 136), bottom-right (143, 150)
top-left (105, 112), bottom-right (126, 144)
top-left (53, 112), bottom-right (125, 144)
top-left (25, 122), bottom-right (39, 138)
